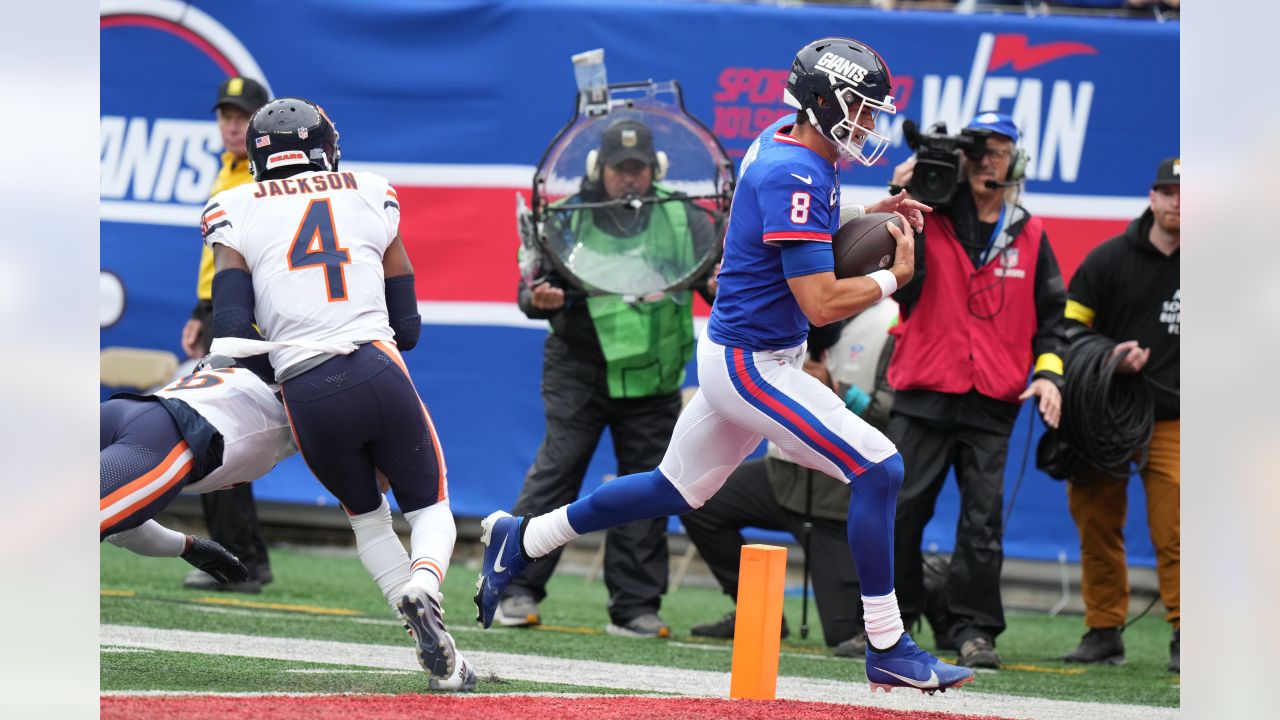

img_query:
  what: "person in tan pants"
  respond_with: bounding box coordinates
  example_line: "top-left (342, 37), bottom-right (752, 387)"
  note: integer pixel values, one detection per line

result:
top-left (1061, 158), bottom-right (1180, 673)
top-left (1066, 420), bottom-right (1179, 668)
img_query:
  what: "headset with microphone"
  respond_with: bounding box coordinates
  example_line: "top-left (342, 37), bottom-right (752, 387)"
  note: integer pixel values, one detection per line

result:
top-left (982, 146), bottom-right (1029, 189)
top-left (586, 147), bottom-right (669, 182)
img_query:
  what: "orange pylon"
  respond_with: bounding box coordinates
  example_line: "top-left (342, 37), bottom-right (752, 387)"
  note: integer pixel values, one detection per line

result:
top-left (729, 544), bottom-right (786, 700)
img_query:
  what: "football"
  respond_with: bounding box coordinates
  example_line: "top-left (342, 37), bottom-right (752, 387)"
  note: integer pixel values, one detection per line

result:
top-left (832, 212), bottom-right (903, 279)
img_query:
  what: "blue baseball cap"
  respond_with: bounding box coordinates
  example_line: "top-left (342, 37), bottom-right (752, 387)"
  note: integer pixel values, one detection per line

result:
top-left (967, 111), bottom-right (1020, 144)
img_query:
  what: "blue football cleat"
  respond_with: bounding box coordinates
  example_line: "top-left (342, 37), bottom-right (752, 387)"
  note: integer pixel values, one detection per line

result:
top-left (865, 632), bottom-right (975, 694)
top-left (474, 511), bottom-right (529, 629)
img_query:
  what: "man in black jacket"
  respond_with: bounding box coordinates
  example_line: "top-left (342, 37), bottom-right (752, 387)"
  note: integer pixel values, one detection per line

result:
top-left (886, 112), bottom-right (1067, 668)
top-left (1060, 157), bottom-right (1180, 673)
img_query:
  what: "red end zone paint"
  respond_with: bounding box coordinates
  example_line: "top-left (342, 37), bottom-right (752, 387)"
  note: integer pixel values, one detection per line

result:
top-left (102, 694), bottom-right (1011, 720)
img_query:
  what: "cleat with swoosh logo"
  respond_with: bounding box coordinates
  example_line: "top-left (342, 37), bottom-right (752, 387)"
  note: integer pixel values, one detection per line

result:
top-left (473, 511), bottom-right (529, 629)
top-left (866, 631), bottom-right (975, 694)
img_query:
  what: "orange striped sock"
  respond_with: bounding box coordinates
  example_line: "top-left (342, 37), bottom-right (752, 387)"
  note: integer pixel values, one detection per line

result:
top-left (404, 500), bottom-right (455, 596)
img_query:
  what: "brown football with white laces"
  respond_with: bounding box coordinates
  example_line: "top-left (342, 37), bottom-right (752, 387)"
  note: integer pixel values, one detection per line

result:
top-left (832, 212), bottom-right (902, 279)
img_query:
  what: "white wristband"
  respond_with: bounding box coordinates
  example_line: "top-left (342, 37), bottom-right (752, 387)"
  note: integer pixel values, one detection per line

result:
top-left (868, 269), bottom-right (897, 300)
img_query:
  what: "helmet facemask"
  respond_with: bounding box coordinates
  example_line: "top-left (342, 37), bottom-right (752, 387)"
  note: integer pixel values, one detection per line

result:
top-left (783, 37), bottom-right (897, 167)
top-left (816, 85), bottom-right (895, 166)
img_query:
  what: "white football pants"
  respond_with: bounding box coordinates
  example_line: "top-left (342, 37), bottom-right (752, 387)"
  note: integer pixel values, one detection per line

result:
top-left (659, 331), bottom-right (897, 508)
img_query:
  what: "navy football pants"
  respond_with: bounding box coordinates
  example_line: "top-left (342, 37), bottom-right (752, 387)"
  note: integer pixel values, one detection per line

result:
top-left (100, 399), bottom-right (193, 540)
top-left (280, 341), bottom-right (445, 516)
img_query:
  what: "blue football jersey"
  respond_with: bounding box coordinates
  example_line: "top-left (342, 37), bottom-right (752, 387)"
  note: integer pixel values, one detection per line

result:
top-left (707, 117), bottom-right (839, 350)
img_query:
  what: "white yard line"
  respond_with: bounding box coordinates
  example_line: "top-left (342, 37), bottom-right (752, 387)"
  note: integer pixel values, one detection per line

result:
top-left (284, 669), bottom-right (415, 675)
top-left (668, 639), bottom-right (845, 663)
top-left (186, 604), bottom-right (848, 662)
top-left (101, 624), bottom-right (1176, 720)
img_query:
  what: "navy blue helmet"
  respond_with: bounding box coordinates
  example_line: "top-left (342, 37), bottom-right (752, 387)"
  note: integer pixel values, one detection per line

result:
top-left (783, 37), bottom-right (896, 166)
top-left (246, 97), bottom-right (341, 181)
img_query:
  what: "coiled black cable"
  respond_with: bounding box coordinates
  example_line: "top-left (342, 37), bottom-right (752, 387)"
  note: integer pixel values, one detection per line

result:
top-left (1058, 332), bottom-right (1156, 478)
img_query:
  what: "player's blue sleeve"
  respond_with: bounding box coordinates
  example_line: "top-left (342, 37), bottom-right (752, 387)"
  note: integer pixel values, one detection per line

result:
top-left (758, 164), bottom-right (836, 245)
top-left (780, 241), bottom-right (834, 279)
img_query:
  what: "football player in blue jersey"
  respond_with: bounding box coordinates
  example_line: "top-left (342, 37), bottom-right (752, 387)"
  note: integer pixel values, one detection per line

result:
top-left (476, 37), bottom-right (974, 693)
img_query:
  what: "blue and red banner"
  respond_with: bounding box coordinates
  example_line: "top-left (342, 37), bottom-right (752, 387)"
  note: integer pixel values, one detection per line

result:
top-left (101, 0), bottom-right (1178, 565)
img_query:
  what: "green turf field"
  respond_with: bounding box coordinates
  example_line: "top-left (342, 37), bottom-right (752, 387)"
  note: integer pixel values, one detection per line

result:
top-left (100, 543), bottom-right (1179, 707)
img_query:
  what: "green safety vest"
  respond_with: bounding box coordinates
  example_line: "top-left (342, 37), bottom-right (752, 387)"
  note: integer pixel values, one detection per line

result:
top-left (567, 185), bottom-right (696, 398)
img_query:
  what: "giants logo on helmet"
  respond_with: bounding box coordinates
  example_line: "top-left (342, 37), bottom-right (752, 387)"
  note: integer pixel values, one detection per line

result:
top-left (815, 52), bottom-right (869, 87)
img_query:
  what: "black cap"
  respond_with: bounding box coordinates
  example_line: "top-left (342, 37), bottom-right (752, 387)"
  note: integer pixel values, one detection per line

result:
top-left (1152, 157), bottom-right (1180, 188)
top-left (212, 76), bottom-right (270, 114)
top-left (599, 119), bottom-right (657, 167)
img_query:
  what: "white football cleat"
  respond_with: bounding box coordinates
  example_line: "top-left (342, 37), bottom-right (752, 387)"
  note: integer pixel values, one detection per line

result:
top-left (429, 649), bottom-right (477, 691)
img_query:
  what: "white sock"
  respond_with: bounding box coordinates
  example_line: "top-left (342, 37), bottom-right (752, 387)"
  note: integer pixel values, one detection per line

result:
top-left (106, 520), bottom-right (187, 557)
top-left (347, 495), bottom-right (412, 605)
top-left (863, 590), bottom-right (906, 651)
top-left (402, 500), bottom-right (456, 597)
top-left (522, 506), bottom-right (577, 559)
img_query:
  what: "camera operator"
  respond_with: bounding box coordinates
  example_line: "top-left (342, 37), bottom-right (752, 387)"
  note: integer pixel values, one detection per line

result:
top-left (885, 112), bottom-right (1067, 669)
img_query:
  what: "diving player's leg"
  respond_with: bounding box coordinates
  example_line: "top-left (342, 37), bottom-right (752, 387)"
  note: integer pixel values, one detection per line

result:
top-left (475, 388), bottom-right (762, 628)
top-left (100, 399), bottom-right (195, 541)
top-left (101, 399), bottom-right (250, 583)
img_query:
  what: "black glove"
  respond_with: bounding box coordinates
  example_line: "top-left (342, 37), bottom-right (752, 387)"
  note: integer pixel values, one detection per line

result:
top-left (180, 536), bottom-right (250, 584)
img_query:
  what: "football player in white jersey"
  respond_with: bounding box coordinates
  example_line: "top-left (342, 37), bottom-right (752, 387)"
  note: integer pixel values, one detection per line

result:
top-left (201, 98), bottom-right (468, 688)
top-left (100, 362), bottom-right (295, 583)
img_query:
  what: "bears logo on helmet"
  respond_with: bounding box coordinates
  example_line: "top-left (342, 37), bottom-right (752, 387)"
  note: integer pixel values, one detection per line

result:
top-left (783, 37), bottom-right (895, 166)
top-left (246, 97), bottom-right (341, 181)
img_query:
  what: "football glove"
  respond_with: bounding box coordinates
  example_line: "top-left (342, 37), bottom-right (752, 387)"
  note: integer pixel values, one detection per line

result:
top-left (180, 536), bottom-right (250, 584)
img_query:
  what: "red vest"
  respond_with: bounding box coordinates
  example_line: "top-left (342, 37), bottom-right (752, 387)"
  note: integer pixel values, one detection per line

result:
top-left (888, 211), bottom-right (1043, 404)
